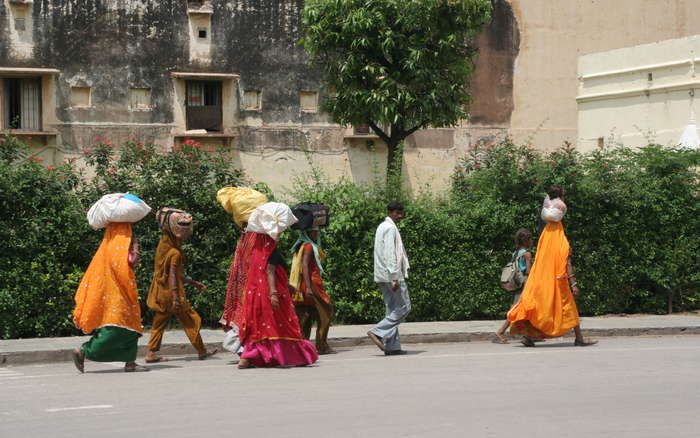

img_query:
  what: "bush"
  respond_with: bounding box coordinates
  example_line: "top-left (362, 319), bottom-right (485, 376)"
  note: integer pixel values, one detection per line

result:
top-left (2, 134), bottom-right (699, 338)
top-left (0, 136), bottom-right (93, 338)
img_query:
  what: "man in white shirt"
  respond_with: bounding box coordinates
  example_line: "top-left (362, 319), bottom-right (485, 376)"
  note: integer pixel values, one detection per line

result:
top-left (367, 201), bottom-right (411, 356)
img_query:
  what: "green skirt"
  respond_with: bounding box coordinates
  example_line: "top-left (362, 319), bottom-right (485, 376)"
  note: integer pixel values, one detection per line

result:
top-left (81, 326), bottom-right (140, 363)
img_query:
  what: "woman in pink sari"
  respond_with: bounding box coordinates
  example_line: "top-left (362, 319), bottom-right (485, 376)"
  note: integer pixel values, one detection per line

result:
top-left (237, 203), bottom-right (318, 368)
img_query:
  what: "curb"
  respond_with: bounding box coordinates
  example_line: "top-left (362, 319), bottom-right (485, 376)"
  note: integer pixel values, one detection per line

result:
top-left (2, 325), bottom-right (699, 366)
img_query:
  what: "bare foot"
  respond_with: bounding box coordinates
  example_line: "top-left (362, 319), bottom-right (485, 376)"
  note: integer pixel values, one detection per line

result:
top-left (237, 358), bottom-right (254, 369)
top-left (124, 362), bottom-right (150, 372)
top-left (198, 348), bottom-right (218, 360)
top-left (492, 333), bottom-right (509, 344)
top-left (72, 349), bottom-right (85, 373)
top-left (145, 351), bottom-right (167, 363)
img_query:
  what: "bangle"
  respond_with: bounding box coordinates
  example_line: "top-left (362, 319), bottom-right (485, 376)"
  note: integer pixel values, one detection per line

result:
top-left (570, 282), bottom-right (578, 288)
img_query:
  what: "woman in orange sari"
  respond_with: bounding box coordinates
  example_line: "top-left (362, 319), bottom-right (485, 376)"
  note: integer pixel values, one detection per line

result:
top-left (508, 186), bottom-right (597, 347)
top-left (72, 222), bottom-right (148, 372)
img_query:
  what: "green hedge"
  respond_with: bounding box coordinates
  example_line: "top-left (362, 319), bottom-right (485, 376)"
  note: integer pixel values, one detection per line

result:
top-left (1, 135), bottom-right (699, 339)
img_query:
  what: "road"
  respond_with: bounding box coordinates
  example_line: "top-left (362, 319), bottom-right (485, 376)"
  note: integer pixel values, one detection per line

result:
top-left (2, 336), bottom-right (699, 438)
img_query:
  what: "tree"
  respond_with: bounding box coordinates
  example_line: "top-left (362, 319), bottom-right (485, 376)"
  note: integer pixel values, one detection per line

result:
top-left (301, 0), bottom-right (492, 180)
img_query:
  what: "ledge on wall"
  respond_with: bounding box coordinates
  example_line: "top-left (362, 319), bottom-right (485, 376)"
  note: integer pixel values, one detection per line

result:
top-left (1, 130), bottom-right (58, 136)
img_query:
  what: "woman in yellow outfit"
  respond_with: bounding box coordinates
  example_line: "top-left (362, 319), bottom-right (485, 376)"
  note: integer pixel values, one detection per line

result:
top-left (508, 186), bottom-right (597, 347)
top-left (72, 222), bottom-right (148, 372)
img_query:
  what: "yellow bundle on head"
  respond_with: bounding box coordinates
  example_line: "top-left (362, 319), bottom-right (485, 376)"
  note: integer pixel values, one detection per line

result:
top-left (216, 187), bottom-right (268, 228)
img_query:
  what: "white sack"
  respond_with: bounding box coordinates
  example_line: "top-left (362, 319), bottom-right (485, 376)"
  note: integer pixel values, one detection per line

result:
top-left (87, 193), bottom-right (152, 229)
top-left (246, 202), bottom-right (298, 240)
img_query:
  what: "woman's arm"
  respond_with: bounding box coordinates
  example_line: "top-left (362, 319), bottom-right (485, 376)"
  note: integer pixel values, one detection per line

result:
top-left (566, 251), bottom-right (579, 296)
top-left (302, 248), bottom-right (315, 296)
top-left (524, 252), bottom-right (532, 275)
top-left (169, 264), bottom-right (181, 311)
top-left (267, 264), bottom-right (279, 308)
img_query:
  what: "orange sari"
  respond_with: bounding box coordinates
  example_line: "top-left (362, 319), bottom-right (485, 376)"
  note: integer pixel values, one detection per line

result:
top-left (508, 221), bottom-right (579, 338)
top-left (73, 223), bottom-right (143, 334)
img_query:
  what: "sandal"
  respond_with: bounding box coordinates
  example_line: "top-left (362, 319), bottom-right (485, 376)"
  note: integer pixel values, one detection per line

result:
top-left (72, 349), bottom-right (85, 373)
top-left (492, 333), bottom-right (509, 344)
top-left (199, 348), bottom-right (218, 360)
top-left (318, 347), bottom-right (338, 355)
top-left (124, 363), bottom-right (150, 372)
top-left (145, 356), bottom-right (168, 363)
top-left (574, 338), bottom-right (598, 347)
top-left (520, 337), bottom-right (536, 347)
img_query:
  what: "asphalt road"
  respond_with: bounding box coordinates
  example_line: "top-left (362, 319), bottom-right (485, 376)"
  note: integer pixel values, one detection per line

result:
top-left (2, 336), bottom-right (699, 438)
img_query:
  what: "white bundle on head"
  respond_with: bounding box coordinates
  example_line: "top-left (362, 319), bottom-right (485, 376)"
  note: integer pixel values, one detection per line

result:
top-left (541, 194), bottom-right (566, 223)
top-left (247, 202), bottom-right (298, 240)
top-left (87, 193), bottom-right (152, 229)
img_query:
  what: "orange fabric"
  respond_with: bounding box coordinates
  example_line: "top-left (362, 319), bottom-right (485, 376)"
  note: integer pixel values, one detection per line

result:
top-left (507, 221), bottom-right (579, 338)
top-left (147, 233), bottom-right (191, 313)
top-left (298, 243), bottom-right (330, 305)
top-left (73, 223), bottom-right (143, 334)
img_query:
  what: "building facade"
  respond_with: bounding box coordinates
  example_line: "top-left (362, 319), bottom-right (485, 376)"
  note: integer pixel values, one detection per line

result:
top-left (1, 0), bottom-right (699, 193)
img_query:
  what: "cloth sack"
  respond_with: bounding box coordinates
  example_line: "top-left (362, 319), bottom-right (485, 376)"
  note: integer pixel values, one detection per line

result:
top-left (247, 202), bottom-right (298, 241)
top-left (216, 187), bottom-right (268, 228)
top-left (87, 193), bottom-right (151, 229)
top-left (500, 250), bottom-right (526, 291)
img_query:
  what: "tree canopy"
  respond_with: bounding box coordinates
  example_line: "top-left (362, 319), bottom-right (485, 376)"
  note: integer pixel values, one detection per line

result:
top-left (301, 0), bottom-right (493, 178)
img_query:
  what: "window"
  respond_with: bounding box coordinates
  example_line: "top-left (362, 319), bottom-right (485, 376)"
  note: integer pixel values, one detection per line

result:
top-left (186, 80), bottom-right (222, 131)
top-left (69, 86), bottom-right (91, 108)
top-left (14, 18), bottom-right (25, 32)
top-left (299, 91), bottom-right (319, 112)
top-left (129, 87), bottom-right (152, 110)
top-left (198, 28), bottom-right (207, 39)
top-left (2, 77), bottom-right (41, 130)
top-left (243, 90), bottom-right (262, 111)
top-left (353, 125), bottom-right (371, 135)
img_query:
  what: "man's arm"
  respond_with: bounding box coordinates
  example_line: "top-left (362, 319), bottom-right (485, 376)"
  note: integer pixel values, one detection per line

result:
top-left (383, 226), bottom-right (401, 290)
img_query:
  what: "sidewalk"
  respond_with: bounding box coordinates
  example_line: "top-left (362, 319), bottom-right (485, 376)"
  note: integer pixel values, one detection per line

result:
top-left (1, 314), bottom-right (698, 365)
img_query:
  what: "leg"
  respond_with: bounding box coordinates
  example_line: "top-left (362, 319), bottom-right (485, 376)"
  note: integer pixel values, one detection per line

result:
top-left (294, 304), bottom-right (315, 341)
top-left (146, 311), bottom-right (171, 362)
top-left (370, 281), bottom-right (411, 352)
top-left (573, 325), bottom-right (597, 346)
top-left (493, 320), bottom-right (510, 343)
top-left (312, 295), bottom-right (335, 354)
top-left (176, 307), bottom-right (217, 358)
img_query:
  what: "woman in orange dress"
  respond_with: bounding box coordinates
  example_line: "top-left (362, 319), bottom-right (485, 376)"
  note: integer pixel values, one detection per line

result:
top-left (508, 186), bottom-right (597, 347)
top-left (72, 222), bottom-right (148, 372)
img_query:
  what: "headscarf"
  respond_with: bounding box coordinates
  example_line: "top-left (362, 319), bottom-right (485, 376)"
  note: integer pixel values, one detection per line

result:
top-left (73, 223), bottom-right (143, 334)
top-left (156, 207), bottom-right (193, 242)
top-left (290, 228), bottom-right (324, 274)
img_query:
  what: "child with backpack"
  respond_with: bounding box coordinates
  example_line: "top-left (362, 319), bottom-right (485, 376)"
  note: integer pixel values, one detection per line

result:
top-left (494, 228), bottom-right (533, 344)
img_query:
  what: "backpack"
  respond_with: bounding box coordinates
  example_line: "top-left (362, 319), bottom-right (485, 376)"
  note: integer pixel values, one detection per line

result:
top-left (290, 202), bottom-right (330, 230)
top-left (500, 250), bottom-right (526, 291)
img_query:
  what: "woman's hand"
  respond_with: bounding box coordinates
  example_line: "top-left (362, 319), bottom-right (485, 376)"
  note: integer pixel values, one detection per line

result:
top-left (270, 292), bottom-right (280, 308)
top-left (572, 285), bottom-right (580, 297)
top-left (192, 281), bottom-right (206, 291)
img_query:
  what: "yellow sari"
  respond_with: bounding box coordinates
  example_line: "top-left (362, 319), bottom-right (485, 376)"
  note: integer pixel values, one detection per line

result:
top-left (73, 223), bottom-right (143, 334)
top-left (508, 221), bottom-right (579, 338)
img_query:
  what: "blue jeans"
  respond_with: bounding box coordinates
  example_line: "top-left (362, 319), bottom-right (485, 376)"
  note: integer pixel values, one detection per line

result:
top-left (370, 281), bottom-right (411, 351)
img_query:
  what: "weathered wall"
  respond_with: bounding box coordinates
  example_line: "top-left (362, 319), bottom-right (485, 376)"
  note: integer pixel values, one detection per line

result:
top-left (508, 0), bottom-right (700, 151)
top-left (0, 0), bottom-right (520, 194)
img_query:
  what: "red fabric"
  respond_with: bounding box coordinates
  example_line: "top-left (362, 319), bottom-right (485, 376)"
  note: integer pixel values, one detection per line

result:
top-left (220, 232), bottom-right (258, 328)
top-left (298, 243), bottom-right (331, 305)
top-left (239, 233), bottom-right (318, 366)
top-left (241, 339), bottom-right (318, 367)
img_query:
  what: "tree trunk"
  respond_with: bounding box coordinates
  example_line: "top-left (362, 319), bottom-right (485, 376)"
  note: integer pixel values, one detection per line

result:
top-left (667, 288), bottom-right (673, 314)
top-left (386, 139), bottom-right (403, 182)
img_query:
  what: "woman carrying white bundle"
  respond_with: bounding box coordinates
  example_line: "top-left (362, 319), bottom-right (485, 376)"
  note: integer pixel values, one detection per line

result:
top-left (508, 185), bottom-right (597, 347)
